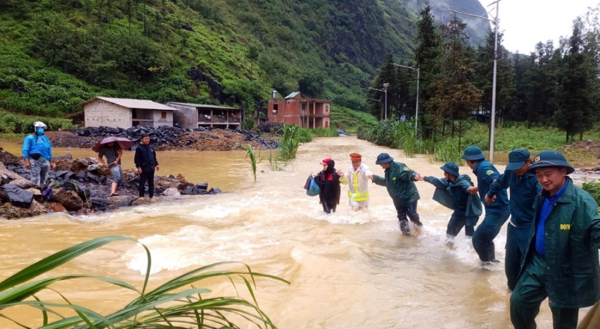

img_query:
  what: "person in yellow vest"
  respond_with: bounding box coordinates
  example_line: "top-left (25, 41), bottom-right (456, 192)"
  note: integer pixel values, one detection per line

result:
top-left (337, 153), bottom-right (373, 211)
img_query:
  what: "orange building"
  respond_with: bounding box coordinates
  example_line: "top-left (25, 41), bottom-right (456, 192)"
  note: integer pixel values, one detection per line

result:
top-left (267, 92), bottom-right (331, 129)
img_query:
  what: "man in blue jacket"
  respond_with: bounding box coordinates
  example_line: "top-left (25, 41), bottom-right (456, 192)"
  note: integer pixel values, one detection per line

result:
top-left (510, 151), bottom-right (600, 329)
top-left (485, 149), bottom-right (541, 291)
top-left (462, 146), bottom-right (510, 265)
top-left (22, 121), bottom-right (54, 187)
top-left (134, 134), bottom-right (160, 201)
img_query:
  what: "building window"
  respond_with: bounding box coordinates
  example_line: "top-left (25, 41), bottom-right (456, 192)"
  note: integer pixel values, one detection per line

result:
top-left (273, 104), bottom-right (279, 114)
top-left (325, 105), bottom-right (329, 112)
top-left (132, 109), bottom-right (137, 119)
top-left (161, 111), bottom-right (167, 119)
top-left (302, 103), bottom-right (306, 112)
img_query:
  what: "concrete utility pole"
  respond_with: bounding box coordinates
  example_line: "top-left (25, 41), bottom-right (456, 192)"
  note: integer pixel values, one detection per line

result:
top-left (450, 0), bottom-right (501, 163)
top-left (392, 63), bottom-right (420, 136)
top-left (369, 86), bottom-right (389, 121)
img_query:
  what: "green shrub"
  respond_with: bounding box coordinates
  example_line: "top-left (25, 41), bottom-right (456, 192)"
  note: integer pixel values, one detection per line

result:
top-left (279, 124), bottom-right (300, 161)
top-left (434, 137), bottom-right (464, 164)
top-left (582, 181), bottom-right (600, 206)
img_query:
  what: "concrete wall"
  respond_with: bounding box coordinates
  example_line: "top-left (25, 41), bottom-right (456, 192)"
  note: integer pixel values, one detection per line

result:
top-left (84, 100), bottom-right (131, 128)
top-left (169, 103), bottom-right (198, 129)
top-left (152, 110), bottom-right (174, 127)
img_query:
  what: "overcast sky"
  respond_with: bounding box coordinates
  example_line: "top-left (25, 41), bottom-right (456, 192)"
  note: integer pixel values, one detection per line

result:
top-left (481, 0), bottom-right (600, 54)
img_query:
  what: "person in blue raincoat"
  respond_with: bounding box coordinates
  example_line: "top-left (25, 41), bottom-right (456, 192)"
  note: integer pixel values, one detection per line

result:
top-left (420, 162), bottom-right (482, 245)
top-left (22, 121), bottom-right (54, 187)
top-left (485, 149), bottom-right (541, 291)
top-left (461, 146), bottom-right (510, 265)
top-left (510, 151), bottom-right (600, 329)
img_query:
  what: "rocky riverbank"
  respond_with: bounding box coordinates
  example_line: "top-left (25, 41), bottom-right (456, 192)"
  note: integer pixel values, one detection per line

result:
top-left (0, 148), bottom-right (224, 219)
top-left (47, 126), bottom-right (279, 151)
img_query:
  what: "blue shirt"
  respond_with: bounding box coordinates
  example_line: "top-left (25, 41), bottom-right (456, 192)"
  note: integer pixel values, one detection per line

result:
top-left (535, 179), bottom-right (569, 256)
top-left (22, 134), bottom-right (53, 160)
top-left (473, 161), bottom-right (510, 214)
top-left (487, 170), bottom-right (541, 226)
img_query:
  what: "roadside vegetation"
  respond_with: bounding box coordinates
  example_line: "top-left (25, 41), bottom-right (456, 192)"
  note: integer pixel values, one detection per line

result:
top-left (0, 236), bottom-right (287, 328)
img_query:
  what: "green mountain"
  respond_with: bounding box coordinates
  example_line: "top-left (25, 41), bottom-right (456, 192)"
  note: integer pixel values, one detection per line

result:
top-left (0, 0), bottom-right (488, 120)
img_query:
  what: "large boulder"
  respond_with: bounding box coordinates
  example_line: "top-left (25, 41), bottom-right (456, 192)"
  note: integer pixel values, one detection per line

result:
top-left (154, 175), bottom-right (193, 191)
top-left (71, 158), bottom-right (97, 173)
top-left (0, 163), bottom-right (27, 182)
top-left (0, 148), bottom-right (21, 163)
top-left (3, 184), bottom-right (34, 208)
top-left (53, 188), bottom-right (83, 211)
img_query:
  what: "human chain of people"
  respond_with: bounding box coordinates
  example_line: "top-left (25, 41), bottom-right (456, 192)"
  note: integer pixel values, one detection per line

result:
top-left (305, 146), bottom-right (600, 329)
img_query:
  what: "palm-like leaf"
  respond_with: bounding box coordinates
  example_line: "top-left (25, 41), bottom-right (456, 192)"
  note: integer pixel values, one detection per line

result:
top-left (0, 236), bottom-right (289, 329)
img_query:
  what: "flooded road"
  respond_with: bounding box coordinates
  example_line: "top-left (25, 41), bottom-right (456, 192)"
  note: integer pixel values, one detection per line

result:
top-left (0, 136), bottom-right (587, 328)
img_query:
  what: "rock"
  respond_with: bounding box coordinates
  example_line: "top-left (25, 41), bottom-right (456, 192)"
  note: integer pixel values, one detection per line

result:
top-left (0, 148), bottom-right (21, 163)
top-left (54, 158), bottom-right (73, 171)
top-left (54, 154), bottom-right (73, 161)
top-left (27, 188), bottom-right (42, 201)
top-left (107, 196), bottom-right (132, 207)
top-left (71, 158), bottom-right (95, 173)
top-left (155, 175), bottom-right (193, 191)
top-left (87, 164), bottom-right (111, 176)
top-left (0, 163), bottom-right (28, 181)
top-left (10, 178), bottom-right (36, 189)
top-left (28, 199), bottom-right (47, 214)
top-left (3, 184), bottom-right (34, 208)
top-left (54, 188), bottom-right (83, 211)
top-left (195, 182), bottom-right (208, 190)
top-left (163, 187), bottom-right (181, 197)
top-left (48, 203), bottom-right (67, 213)
top-left (0, 188), bottom-right (8, 203)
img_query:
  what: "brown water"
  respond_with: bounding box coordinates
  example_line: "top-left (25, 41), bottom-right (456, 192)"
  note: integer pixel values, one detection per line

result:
top-left (0, 136), bottom-right (588, 328)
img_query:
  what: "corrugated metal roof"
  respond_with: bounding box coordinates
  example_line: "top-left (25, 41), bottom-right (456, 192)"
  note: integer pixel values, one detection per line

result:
top-left (78, 97), bottom-right (177, 111)
top-left (167, 102), bottom-right (240, 110)
top-left (285, 92), bottom-right (300, 99)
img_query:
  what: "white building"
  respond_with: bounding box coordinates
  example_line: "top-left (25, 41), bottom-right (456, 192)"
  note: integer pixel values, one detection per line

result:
top-left (79, 97), bottom-right (177, 128)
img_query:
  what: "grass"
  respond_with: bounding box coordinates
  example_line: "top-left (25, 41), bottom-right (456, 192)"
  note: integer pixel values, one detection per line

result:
top-left (330, 105), bottom-right (378, 134)
top-left (582, 181), bottom-right (600, 205)
top-left (0, 236), bottom-right (288, 328)
top-left (278, 124), bottom-right (300, 161)
top-left (462, 122), bottom-right (600, 152)
top-left (0, 108), bottom-right (77, 133)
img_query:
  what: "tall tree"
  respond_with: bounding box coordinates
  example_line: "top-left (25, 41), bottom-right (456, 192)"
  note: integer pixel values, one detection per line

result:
top-left (430, 16), bottom-right (482, 148)
top-left (367, 53), bottom-right (396, 120)
top-left (473, 31), bottom-right (515, 126)
top-left (414, 4), bottom-right (442, 139)
top-left (553, 19), bottom-right (599, 142)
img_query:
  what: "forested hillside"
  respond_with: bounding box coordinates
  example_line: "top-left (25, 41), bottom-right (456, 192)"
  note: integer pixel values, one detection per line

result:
top-left (0, 0), bottom-right (488, 122)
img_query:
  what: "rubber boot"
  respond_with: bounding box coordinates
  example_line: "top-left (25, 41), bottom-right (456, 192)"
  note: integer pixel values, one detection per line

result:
top-left (445, 234), bottom-right (455, 246)
top-left (399, 220), bottom-right (410, 235)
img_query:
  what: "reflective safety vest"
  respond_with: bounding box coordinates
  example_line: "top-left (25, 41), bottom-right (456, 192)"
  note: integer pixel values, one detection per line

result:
top-left (340, 164), bottom-right (373, 205)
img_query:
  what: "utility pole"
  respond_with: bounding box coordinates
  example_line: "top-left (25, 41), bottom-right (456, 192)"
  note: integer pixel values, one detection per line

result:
top-left (450, 0), bottom-right (501, 163)
top-left (392, 63), bottom-right (420, 136)
top-left (383, 83), bottom-right (389, 120)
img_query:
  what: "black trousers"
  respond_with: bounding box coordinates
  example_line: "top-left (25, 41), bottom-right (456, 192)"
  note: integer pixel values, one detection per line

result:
top-left (139, 170), bottom-right (155, 198)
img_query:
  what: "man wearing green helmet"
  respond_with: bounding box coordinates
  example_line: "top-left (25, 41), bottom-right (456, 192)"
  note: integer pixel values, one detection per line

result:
top-left (510, 150), bottom-right (600, 329)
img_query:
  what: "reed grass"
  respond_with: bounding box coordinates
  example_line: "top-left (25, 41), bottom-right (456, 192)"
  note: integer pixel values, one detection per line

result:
top-left (0, 236), bottom-right (288, 329)
top-left (243, 144), bottom-right (258, 182)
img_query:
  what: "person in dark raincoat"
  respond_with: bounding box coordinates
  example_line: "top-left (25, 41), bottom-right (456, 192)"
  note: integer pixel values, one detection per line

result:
top-left (313, 158), bottom-right (341, 213)
top-left (485, 149), bottom-right (541, 291)
top-left (461, 146), bottom-right (510, 265)
top-left (421, 162), bottom-right (482, 245)
top-left (371, 153), bottom-right (423, 235)
top-left (510, 150), bottom-right (600, 329)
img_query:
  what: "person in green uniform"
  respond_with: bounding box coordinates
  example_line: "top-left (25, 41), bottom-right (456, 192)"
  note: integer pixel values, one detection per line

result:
top-left (486, 149), bottom-right (541, 291)
top-left (371, 153), bottom-right (423, 235)
top-left (510, 150), bottom-right (600, 329)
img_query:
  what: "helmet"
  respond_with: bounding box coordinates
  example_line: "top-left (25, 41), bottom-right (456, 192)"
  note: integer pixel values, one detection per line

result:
top-left (32, 121), bottom-right (47, 133)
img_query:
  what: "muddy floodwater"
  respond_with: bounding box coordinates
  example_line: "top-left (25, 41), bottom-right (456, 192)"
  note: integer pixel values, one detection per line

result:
top-left (0, 136), bottom-right (592, 328)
